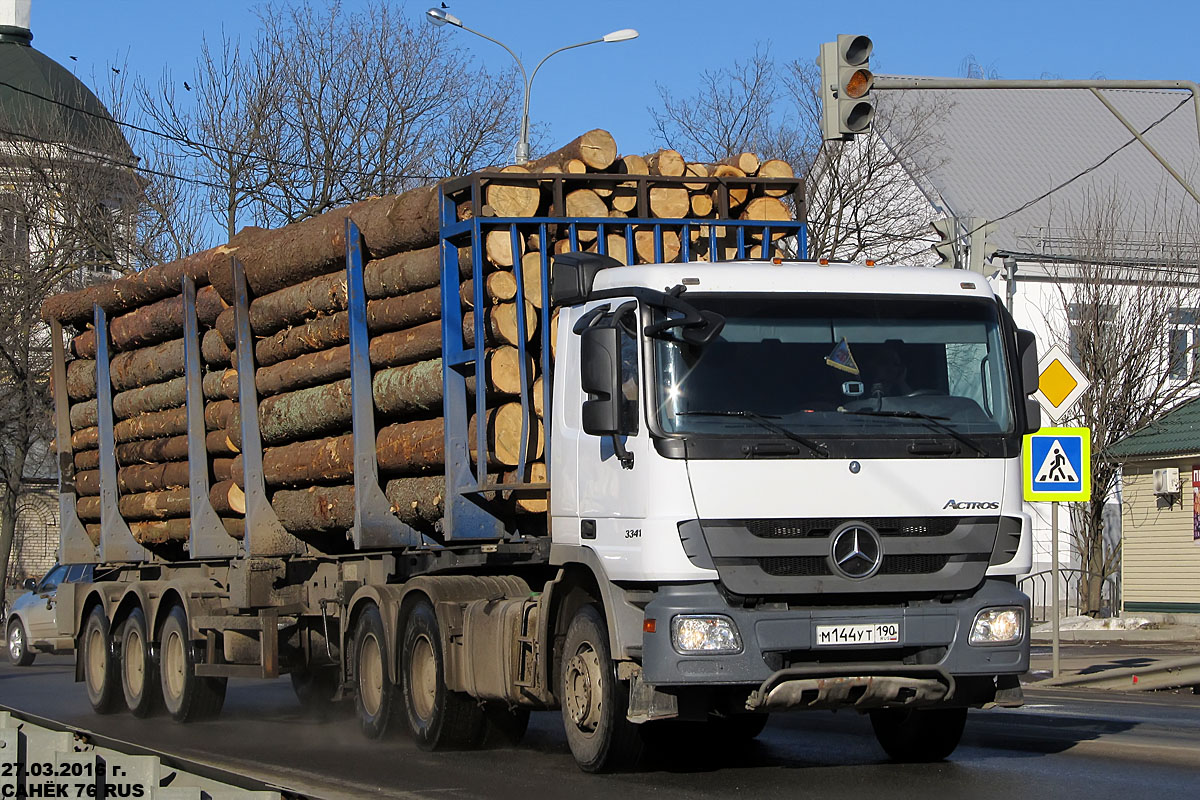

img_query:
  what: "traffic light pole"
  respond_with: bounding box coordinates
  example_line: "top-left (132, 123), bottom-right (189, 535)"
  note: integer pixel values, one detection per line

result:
top-left (872, 78), bottom-right (1200, 205)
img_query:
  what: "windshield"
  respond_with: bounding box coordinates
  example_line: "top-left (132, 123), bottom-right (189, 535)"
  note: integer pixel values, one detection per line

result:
top-left (654, 294), bottom-right (1015, 439)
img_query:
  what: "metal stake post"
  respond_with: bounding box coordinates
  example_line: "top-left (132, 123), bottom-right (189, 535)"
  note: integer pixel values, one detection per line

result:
top-left (1051, 500), bottom-right (1061, 678)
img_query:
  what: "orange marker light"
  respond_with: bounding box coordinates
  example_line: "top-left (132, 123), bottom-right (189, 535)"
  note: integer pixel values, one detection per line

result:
top-left (865, 259), bottom-right (876, 267)
top-left (818, 258), bottom-right (829, 265)
top-left (772, 257), bottom-right (783, 265)
top-left (643, 619), bottom-right (657, 634)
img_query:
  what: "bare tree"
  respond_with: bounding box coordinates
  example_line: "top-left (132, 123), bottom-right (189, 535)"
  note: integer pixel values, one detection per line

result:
top-left (648, 49), bottom-right (948, 263)
top-left (650, 45), bottom-right (807, 168)
top-left (140, 0), bottom-right (525, 235)
top-left (1037, 184), bottom-right (1200, 614)
top-left (0, 102), bottom-right (142, 588)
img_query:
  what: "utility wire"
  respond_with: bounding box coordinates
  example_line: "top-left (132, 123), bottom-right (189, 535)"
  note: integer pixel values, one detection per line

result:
top-left (0, 79), bottom-right (450, 183)
top-left (0, 123), bottom-right (297, 201)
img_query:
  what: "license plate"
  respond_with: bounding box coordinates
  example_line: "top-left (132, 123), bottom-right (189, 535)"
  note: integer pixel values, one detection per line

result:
top-left (815, 623), bottom-right (900, 646)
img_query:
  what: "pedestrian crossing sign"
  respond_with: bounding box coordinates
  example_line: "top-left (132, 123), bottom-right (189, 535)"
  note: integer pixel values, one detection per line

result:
top-left (1023, 427), bottom-right (1090, 501)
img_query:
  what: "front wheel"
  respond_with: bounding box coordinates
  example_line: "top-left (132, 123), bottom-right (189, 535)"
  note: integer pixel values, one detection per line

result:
top-left (869, 706), bottom-right (967, 762)
top-left (7, 619), bottom-right (34, 666)
top-left (560, 605), bottom-right (642, 773)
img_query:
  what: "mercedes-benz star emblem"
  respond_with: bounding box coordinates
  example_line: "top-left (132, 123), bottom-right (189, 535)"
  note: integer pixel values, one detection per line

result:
top-left (830, 524), bottom-right (883, 579)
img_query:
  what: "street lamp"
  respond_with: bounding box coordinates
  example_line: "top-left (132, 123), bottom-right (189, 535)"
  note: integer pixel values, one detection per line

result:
top-left (425, 8), bottom-right (638, 164)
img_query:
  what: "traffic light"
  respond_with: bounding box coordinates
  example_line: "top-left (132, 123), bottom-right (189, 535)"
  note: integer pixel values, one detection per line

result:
top-left (818, 34), bottom-right (875, 140)
top-left (967, 218), bottom-right (999, 275)
top-left (930, 217), bottom-right (958, 268)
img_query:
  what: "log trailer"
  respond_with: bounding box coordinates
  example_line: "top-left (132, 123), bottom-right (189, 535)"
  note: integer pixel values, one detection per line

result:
top-left (42, 156), bottom-right (1041, 772)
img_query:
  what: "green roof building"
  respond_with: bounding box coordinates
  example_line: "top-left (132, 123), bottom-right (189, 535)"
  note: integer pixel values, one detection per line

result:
top-left (1107, 398), bottom-right (1200, 619)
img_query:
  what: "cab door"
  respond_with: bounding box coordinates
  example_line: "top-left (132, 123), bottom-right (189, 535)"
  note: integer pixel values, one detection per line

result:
top-left (572, 301), bottom-right (650, 567)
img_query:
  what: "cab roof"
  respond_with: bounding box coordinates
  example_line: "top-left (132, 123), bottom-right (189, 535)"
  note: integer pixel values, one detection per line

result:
top-left (588, 261), bottom-right (997, 302)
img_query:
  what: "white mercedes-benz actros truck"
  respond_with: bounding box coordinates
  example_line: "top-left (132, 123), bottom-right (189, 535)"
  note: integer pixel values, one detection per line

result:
top-left (47, 177), bottom-right (1039, 774)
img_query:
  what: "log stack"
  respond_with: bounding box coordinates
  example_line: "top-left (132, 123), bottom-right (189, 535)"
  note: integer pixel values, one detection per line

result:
top-left (43, 129), bottom-right (799, 552)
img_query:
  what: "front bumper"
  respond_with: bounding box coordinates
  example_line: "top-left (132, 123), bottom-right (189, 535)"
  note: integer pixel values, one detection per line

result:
top-left (640, 577), bottom-right (1029, 692)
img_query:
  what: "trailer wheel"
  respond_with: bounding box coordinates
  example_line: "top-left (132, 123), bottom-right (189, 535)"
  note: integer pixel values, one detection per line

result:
top-left (353, 605), bottom-right (397, 738)
top-left (869, 706), bottom-right (967, 762)
top-left (82, 606), bottom-right (121, 714)
top-left (560, 604), bottom-right (642, 772)
top-left (399, 598), bottom-right (485, 750)
top-left (7, 618), bottom-right (34, 667)
top-left (159, 605), bottom-right (226, 722)
top-left (120, 607), bottom-right (161, 717)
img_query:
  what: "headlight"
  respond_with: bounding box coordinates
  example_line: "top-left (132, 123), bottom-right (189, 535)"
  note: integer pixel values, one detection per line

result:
top-left (671, 615), bottom-right (742, 654)
top-left (970, 607), bottom-right (1024, 645)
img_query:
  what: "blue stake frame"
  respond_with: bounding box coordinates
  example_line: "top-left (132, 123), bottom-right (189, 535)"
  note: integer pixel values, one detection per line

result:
top-left (436, 173), bottom-right (806, 541)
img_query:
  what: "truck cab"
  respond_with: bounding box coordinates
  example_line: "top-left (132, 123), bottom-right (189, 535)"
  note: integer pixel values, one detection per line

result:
top-left (549, 257), bottom-right (1039, 765)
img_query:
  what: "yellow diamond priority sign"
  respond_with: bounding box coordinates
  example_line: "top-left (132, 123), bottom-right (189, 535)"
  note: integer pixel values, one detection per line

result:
top-left (1033, 345), bottom-right (1090, 423)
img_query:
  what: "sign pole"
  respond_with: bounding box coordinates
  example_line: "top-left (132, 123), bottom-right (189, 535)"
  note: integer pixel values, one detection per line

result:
top-left (1051, 500), bottom-right (1061, 678)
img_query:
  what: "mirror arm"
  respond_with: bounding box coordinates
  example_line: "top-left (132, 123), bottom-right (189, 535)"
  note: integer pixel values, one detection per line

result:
top-left (611, 435), bottom-right (635, 469)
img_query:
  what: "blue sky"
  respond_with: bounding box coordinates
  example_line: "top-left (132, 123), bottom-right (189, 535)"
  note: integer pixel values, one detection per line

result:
top-left (32, 0), bottom-right (1200, 159)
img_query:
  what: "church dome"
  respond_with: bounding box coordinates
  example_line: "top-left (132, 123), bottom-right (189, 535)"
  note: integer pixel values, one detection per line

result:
top-left (0, 6), bottom-right (132, 159)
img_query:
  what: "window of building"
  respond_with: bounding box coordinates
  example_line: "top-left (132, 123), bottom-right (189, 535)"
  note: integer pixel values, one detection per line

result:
top-left (0, 194), bottom-right (30, 266)
top-left (1168, 308), bottom-right (1200, 382)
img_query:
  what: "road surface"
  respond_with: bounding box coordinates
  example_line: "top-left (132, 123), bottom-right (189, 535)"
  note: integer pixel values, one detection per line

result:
top-left (2, 652), bottom-right (1198, 799)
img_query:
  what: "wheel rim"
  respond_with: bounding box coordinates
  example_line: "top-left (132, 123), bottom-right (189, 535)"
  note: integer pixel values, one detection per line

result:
top-left (8, 625), bottom-right (21, 661)
top-left (164, 629), bottom-right (186, 701)
top-left (86, 625), bottom-right (106, 693)
top-left (360, 633), bottom-right (384, 717)
top-left (409, 633), bottom-right (437, 722)
top-left (563, 642), bottom-right (604, 734)
top-left (124, 628), bottom-right (144, 696)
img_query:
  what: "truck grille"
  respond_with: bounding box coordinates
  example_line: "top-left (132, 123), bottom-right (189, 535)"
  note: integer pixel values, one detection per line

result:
top-left (760, 554), bottom-right (951, 577)
top-left (687, 516), bottom-right (1000, 596)
top-left (748, 517), bottom-right (959, 539)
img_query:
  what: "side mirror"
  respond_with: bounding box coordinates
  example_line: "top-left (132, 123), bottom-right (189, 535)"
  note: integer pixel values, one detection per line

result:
top-left (22, 578), bottom-right (36, 591)
top-left (551, 252), bottom-right (622, 307)
top-left (1016, 329), bottom-right (1038, 396)
top-left (580, 326), bottom-right (621, 436)
top-left (1016, 330), bottom-right (1041, 434)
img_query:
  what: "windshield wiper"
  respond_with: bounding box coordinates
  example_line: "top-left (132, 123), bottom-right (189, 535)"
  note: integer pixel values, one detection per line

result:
top-left (676, 410), bottom-right (830, 458)
top-left (841, 409), bottom-right (987, 457)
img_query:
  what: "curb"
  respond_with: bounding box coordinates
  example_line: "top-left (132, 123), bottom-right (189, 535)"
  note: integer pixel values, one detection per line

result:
top-left (1030, 627), bottom-right (1200, 643)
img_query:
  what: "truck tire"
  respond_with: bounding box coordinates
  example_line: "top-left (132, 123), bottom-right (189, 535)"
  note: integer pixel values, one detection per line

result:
top-left (159, 605), bottom-right (226, 722)
top-left (870, 706), bottom-right (967, 762)
top-left (82, 606), bottom-right (121, 714)
top-left (120, 607), bottom-right (161, 718)
top-left (560, 604), bottom-right (642, 773)
top-left (353, 604), bottom-right (398, 738)
top-left (7, 618), bottom-right (34, 666)
top-left (399, 598), bottom-right (486, 750)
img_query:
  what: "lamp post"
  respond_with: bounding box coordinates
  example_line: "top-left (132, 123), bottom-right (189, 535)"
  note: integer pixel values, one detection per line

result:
top-left (426, 8), bottom-right (637, 164)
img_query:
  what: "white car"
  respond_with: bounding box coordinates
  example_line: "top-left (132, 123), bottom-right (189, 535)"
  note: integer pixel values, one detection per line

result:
top-left (6, 563), bottom-right (94, 666)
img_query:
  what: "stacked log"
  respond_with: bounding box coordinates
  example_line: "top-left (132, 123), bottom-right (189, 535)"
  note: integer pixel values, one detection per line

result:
top-left (43, 128), bottom-right (798, 551)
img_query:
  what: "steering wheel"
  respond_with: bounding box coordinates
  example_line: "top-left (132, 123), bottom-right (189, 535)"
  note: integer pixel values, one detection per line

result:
top-left (905, 389), bottom-right (941, 397)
